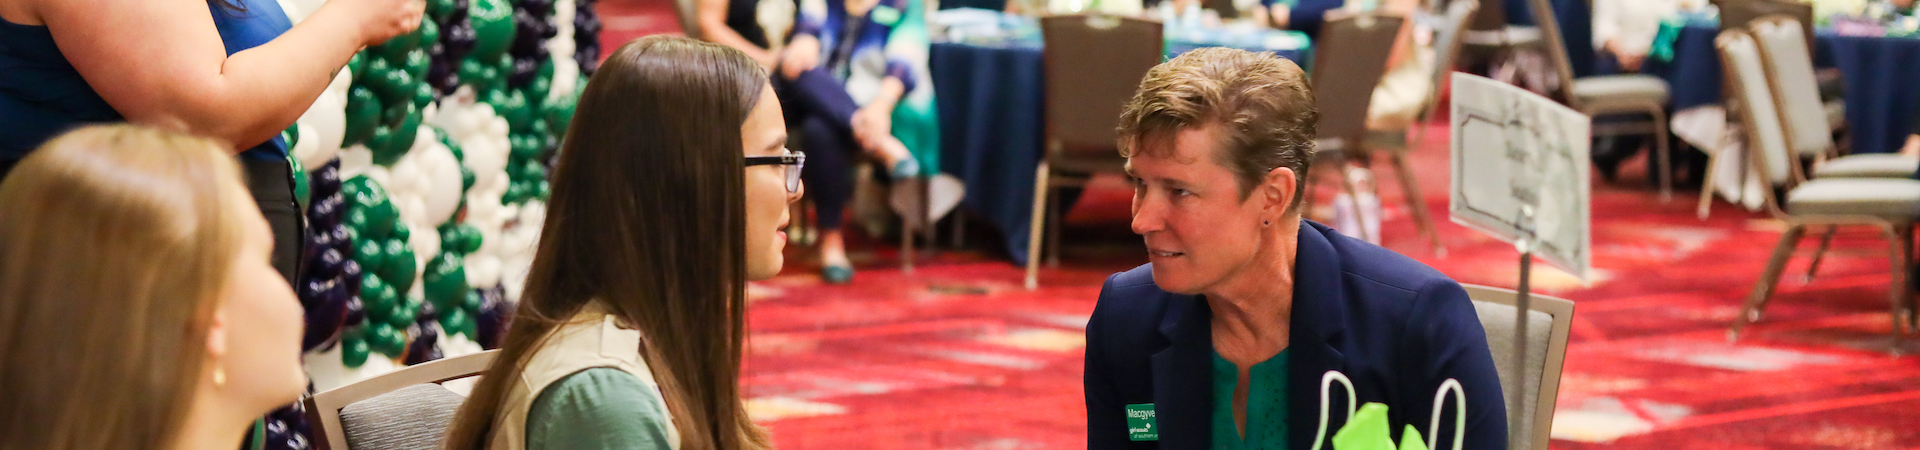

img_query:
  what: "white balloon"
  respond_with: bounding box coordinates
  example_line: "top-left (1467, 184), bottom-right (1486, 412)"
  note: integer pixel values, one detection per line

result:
top-left (418, 142), bottom-right (465, 224)
top-left (294, 85), bottom-right (346, 168)
top-left (466, 255), bottom-right (502, 289)
top-left (338, 145), bottom-right (374, 179)
top-left (290, 123), bottom-right (322, 171)
top-left (409, 227), bottom-right (441, 277)
top-left (397, 195), bottom-right (427, 228)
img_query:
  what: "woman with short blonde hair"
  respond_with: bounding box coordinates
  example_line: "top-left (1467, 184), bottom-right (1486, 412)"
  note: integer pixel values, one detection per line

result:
top-left (0, 124), bottom-right (308, 450)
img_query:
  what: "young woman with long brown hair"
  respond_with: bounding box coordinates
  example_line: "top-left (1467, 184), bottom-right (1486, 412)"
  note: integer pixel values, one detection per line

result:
top-left (443, 35), bottom-right (800, 450)
top-left (0, 124), bottom-right (308, 450)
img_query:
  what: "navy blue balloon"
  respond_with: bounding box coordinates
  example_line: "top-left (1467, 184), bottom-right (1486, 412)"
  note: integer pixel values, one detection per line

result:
top-left (404, 324), bottom-right (445, 365)
top-left (312, 248), bottom-right (348, 280)
top-left (313, 166), bottom-right (342, 196)
top-left (343, 295), bottom-right (367, 327)
top-left (329, 226), bottom-right (353, 253)
top-left (339, 260), bottom-right (364, 294)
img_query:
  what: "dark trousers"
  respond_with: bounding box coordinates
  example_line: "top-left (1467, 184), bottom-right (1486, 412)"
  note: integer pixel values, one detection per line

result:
top-left (779, 69), bottom-right (865, 231)
top-left (240, 157), bottom-right (304, 286)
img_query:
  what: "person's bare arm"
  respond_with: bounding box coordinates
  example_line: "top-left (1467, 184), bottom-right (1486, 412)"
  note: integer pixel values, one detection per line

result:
top-left (40, 0), bottom-right (421, 153)
top-left (698, 0), bottom-right (778, 68)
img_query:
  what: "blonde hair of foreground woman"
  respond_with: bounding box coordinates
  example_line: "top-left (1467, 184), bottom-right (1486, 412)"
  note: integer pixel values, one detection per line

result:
top-left (0, 124), bottom-right (307, 450)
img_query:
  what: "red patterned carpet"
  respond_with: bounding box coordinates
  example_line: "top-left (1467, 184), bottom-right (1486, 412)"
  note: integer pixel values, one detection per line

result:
top-left (741, 120), bottom-right (1920, 449)
top-left (596, 3), bottom-right (1920, 447)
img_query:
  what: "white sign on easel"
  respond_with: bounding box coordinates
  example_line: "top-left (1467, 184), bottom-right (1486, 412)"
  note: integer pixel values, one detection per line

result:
top-left (1449, 73), bottom-right (1593, 282)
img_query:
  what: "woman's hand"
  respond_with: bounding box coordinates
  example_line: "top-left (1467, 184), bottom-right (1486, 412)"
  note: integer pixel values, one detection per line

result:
top-left (321, 0), bottom-right (427, 47)
top-left (780, 35), bottom-right (823, 80)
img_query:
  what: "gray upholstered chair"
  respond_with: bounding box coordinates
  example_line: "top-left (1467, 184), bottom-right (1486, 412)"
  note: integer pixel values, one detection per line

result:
top-left (1304, 10), bottom-right (1405, 245)
top-left (1716, 30), bottom-right (1920, 350)
top-left (1025, 14), bottom-right (1163, 290)
top-left (1360, 0), bottom-right (1480, 254)
top-left (1462, 285), bottom-right (1572, 450)
top-left (305, 350), bottom-right (498, 450)
top-left (1749, 17), bottom-right (1914, 180)
top-left (1523, 0), bottom-right (1677, 202)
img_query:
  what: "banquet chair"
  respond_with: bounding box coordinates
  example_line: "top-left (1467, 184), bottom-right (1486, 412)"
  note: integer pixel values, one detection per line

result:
top-left (305, 350), bottom-right (498, 450)
top-left (1716, 0), bottom-right (1846, 130)
top-left (1716, 30), bottom-right (1920, 351)
top-left (1524, 0), bottom-right (1676, 201)
top-left (1304, 10), bottom-right (1404, 245)
top-left (1463, 285), bottom-right (1573, 450)
top-left (1747, 16), bottom-right (1918, 283)
top-left (1359, 0), bottom-right (1479, 254)
top-left (670, 0), bottom-right (701, 38)
top-left (1026, 14), bottom-right (1162, 290)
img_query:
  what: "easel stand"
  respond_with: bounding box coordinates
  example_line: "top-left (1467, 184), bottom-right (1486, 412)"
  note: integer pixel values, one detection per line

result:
top-left (1507, 206), bottom-right (1536, 450)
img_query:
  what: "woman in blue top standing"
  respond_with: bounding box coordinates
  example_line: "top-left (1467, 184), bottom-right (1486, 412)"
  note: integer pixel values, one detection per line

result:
top-left (0, 0), bottom-right (424, 283)
top-left (778, 0), bottom-right (921, 284)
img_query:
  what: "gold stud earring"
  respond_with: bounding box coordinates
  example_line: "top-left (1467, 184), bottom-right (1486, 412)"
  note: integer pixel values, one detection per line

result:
top-left (212, 366), bottom-right (226, 387)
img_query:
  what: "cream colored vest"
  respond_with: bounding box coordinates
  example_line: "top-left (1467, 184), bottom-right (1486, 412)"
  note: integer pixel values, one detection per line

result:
top-left (488, 304), bottom-right (682, 450)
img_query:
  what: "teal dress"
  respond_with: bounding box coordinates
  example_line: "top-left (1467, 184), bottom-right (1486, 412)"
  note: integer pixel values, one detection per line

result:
top-left (1212, 349), bottom-right (1290, 450)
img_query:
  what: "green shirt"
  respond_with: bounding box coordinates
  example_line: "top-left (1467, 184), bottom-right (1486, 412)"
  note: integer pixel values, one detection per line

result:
top-left (526, 368), bottom-right (676, 450)
top-left (1212, 349), bottom-right (1290, 450)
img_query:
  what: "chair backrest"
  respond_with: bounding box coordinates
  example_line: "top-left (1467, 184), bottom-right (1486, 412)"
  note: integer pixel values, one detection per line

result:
top-left (672, 0), bottom-right (703, 38)
top-left (1464, 0), bottom-right (1507, 32)
top-left (1313, 11), bottom-right (1406, 143)
top-left (1421, 0), bottom-right (1481, 122)
top-left (1717, 28), bottom-right (1799, 212)
top-left (1461, 285), bottom-right (1574, 450)
top-left (1717, 0), bottom-right (1815, 51)
top-left (305, 350), bottom-right (499, 450)
top-left (1040, 14), bottom-right (1163, 169)
top-left (1749, 16), bottom-right (1831, 159)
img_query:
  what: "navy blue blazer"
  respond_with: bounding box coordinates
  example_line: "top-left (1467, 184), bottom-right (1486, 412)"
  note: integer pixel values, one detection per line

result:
top-left (1084, 220), bottom-right (1507, 450)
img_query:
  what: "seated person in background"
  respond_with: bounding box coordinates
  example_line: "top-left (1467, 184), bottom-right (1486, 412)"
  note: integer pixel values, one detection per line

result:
top-left (1589, 0), bottom-right (1684, 180)
top-left (1083, 48), bottom-right (1508, 449)
top-left (443, 36), bottom-right (795, 450)
top-left (0, 124), bottom-right (307, 450)
top-left (697, 0), bottom-right (787, 70)
top-left (779, 0), bottom-right (922, 284)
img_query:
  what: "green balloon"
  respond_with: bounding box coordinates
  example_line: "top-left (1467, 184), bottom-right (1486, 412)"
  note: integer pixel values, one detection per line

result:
top-left (393, 221), bottom-right (412, 243)
top-left (382, 32), bottom-right (416, 61)
top-left (541, 93), bottom-right (576, 136)
top-left (347, 175), bottom-right (389, 209)
top-left (438, 228), bottom-right (464, 256)
top-left (424, 253), bottom-right (469, 308)
top-left (348, 52), bottom-right (367, 80)
top-left (379, 70), bottom-right (415, 105)
top-left (368, 324), bottom-right (403, 357)
top-left (461, 226), bottom-right (484, 253)
top-left (405, 49), bottom-right (430, 82)
top-left (461, 166), bottom-right (476, 191)
top-left (365, 56), bottom-right (394, 84)
top-left (342, 329), bottom-right (371, 367)
top-left (419, 19), bottom-right (441, 49)
top-left (365, 198), bottom-right (397, 239)
top-left (384, 303), bottom-right (411, 329)
top-left (371, 283), bottom-right (399, 320)
top-left (343, 87), bottom-right (382, 145)
top-left (367, 126), bottom-right (395, 157)
top-left (461, 290), bottom-right (483, 313)
top-left (353, 234), bottom-right (386, 273)
top-left (538, 56), bottom-right (556, 80)
top-left (344, 208), bottom-right (372, 240)
top-left (382, 239), bottom-right (417, 293)
top-left (428, 0), bottom-right (454, 19)
top-left (500, 90), bottom-right (531, 132)
top-left (458, 59), bottom-right (487, 89)
top-left (503, 182), bottom-right (528, 204)
top-left (532, 179), bottom-right (550, 200)
top-left (288, 154), bottom-right (310, 212)
top-left (359, 272), bottom-right (390, 310)
top-left (437, 307), bottom-right (467, 338)
top-left (414, 82), bottom-right (436, 109)
top-left (404, 293), bottom-right (425, 321)
top-left (518, 159), bottom-right (545, 181)
top-left (469, 0), bottom-right (516, 61)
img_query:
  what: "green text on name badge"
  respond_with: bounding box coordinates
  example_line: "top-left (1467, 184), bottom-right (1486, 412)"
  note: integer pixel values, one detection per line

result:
top-left (1125, 403), bottom-right (1158, 441)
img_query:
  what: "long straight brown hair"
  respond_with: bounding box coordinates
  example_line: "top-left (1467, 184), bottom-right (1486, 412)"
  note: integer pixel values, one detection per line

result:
top-left (0, 125), bottom-right (253, 449)
top-left (444, 35), bottom-right (772, 450)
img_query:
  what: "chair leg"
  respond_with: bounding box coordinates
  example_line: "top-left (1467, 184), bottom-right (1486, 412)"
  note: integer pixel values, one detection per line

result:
top-left (1389, 152), bottom-right (1443, 255)
top-left (1731, 224), bottom-right (1806, 341)
top-left (1333, 153), bottom-right (1372, 243)
top-left (1888, 225), bottom-right (1912, 353)
top-left (921, 177), bottom-right (936, 257)
top-left (951, 209), bottom-right (966, 249)
top-left (1697, 149), bottom-right (1719, 220)
top-left (1047, 182), bottom-right (1063, 269)
top-left (900, 177), bottom-right (918, 274)
top-left (1653, 108), bottom-right (1673, 203)
top-left (1025, 162), bottom-right (1051, 290)
top-left (1802, 226), bottom-right (1836, 284)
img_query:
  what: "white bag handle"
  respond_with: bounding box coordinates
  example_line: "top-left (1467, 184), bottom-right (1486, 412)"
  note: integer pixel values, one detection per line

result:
top-left (1309, 370), bottom-right (1357, 450)
top-left (1428, 378), bottom-right (1467, 450)
top-left (1309, 371), bottom-right (1469, 450)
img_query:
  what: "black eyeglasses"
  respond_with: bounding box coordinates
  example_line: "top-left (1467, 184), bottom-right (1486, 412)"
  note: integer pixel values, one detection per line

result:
top-left (745, 151), bottom-right (805, 193)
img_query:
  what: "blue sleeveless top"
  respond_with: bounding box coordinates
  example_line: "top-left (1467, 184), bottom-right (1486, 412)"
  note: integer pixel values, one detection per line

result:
top-left (0, 0), bottom-right (291, 165)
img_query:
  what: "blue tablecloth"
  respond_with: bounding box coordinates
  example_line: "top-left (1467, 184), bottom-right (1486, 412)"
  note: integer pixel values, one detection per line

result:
top-left (1653, 23), bottom-right (1920, 155)
top-left (933, 41), bottom-right (1309, 264)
